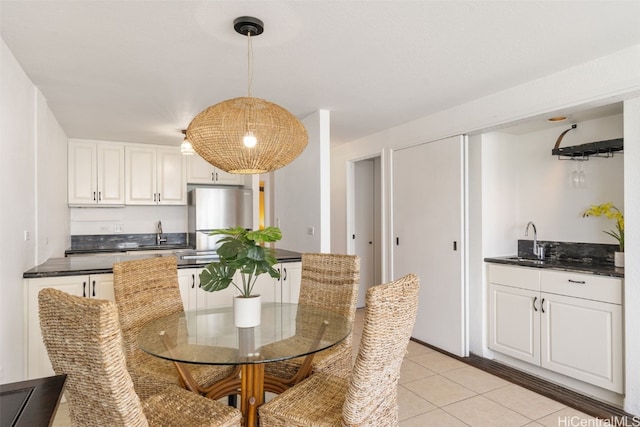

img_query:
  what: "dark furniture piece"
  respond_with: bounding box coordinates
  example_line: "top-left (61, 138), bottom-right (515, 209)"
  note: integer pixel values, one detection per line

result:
top-left (0, 374), bottom-right (66, 427)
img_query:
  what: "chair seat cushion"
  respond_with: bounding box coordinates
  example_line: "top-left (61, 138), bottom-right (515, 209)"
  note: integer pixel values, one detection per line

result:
top-left (143, 385), bottom-right (241, 427)
top-left (262, 337), bottom-right (352, 379)
top-left (259, 373), bottom-right (347, 426)
top-left (133, 353), bottom-right (236, 399)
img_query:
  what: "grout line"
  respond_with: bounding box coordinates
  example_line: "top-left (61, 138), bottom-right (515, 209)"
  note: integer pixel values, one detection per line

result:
top-left (409, 337), bottom-right (634, 422)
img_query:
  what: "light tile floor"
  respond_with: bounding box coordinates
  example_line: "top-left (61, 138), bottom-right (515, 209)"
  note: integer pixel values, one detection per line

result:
top-left (352, 309), bottom-right (599, 427)
top-left (53, 309), bottom-right (601, 427)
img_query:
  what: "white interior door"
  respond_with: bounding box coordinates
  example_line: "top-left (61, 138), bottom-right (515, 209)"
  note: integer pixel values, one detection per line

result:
top-left (392, 135), bottom-right (466, 356)
top-left (354, 159), bottom-right (375, 308)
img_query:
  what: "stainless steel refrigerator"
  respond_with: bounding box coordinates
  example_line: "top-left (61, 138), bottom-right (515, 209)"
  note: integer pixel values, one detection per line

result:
top-left (188, 188), bottom-right (253, 250)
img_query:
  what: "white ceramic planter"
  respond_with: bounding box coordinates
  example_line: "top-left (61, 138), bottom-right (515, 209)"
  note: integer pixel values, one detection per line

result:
top-left (233, 295), bottom-right (261, 328)
top-left (614, 251), bottom-right (624, 268)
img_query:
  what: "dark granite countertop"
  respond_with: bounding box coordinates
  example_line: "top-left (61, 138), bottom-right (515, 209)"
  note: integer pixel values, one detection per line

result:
top-left (484, 255), bottom-right (624, 278)
top-left (24, 248), bottom-right (302, 279)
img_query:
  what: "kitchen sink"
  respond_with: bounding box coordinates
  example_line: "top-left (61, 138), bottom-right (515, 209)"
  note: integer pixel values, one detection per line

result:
top-left (175, 249), bottom-right (219, 262)
top-left (122, 244), bottom-right (192, 250)
top-left (504, 256), bottom-right (545, 264)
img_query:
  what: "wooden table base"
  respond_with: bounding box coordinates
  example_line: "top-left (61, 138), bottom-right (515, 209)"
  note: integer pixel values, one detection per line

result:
top-left (241, 364), bottom-right (264, 427)
top-left (159, 322), bottom-right (329, 427)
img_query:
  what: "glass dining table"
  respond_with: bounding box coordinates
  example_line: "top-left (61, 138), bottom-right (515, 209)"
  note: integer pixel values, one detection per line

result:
top-left (138, 302), bottom-right (351, 427)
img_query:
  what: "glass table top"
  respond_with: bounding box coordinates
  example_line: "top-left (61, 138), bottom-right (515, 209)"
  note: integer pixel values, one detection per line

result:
top-left (137, 303), bottom-right (351, 365)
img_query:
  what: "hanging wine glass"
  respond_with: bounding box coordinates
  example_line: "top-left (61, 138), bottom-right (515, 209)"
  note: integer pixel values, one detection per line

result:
top-left (570, 161), bottom-right (579, 188)
top-left (577, 161), bottom-right (586, 188)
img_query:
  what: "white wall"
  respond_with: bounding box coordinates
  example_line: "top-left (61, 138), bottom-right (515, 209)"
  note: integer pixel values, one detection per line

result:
top-left (36, 90), bottom-right (70, 263)
top-left (481, 114), bottom-right (625, 253)
top-left (623, 97), bottom-right (640, 415)
top-left (468, 132), bottom-right (520, 355)
top-left (274, 110), bottom-right (330, 253)
top-left (331, 45), bottom-right (640, 414)
top-left (514, 114), bottom-right (624, 246)
top-left (0, 39), bottom-right (69, 382)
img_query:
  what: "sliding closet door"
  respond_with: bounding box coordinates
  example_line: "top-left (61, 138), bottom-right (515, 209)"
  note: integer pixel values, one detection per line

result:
top-left (392, 135), bottom-right (466, 356)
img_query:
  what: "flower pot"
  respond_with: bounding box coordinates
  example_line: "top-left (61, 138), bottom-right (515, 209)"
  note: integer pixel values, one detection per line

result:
top-left (233, 295), bottom-right (261, 328)
top-left (614, 251), bottom-right (624, 268)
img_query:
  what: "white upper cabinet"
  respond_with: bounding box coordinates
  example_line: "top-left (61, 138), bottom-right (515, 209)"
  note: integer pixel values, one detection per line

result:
top-left (186, 154), bottom-right (244, 186)
top-left (68, 139), bottom-right (125, 206)
top-left (125, 145), bottom-right (186, 205)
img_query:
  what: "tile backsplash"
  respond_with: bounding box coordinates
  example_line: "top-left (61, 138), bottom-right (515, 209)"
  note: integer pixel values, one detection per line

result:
top-left (518, 240), bottom-right (619, 265)
top-left (70, 233), bottom-right (188, 250)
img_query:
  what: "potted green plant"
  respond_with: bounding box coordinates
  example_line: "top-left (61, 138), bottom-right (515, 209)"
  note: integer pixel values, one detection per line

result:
top-left (199, 226), bottom-right (282, 327)
top-left (583, 203), bottom-right (624, 267)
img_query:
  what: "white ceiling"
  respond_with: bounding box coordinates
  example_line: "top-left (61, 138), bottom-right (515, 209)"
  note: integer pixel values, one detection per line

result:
top-left (2, 1), bottom-right (639, 147)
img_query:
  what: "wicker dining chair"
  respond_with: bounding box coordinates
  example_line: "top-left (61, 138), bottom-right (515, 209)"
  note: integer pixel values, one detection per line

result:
top-left (263, 253), bottom-right (360, 381)
top-left (259, 273), bottom-right (420, 426)
top-left (113, 257), bottom-right (235, 399)
top-left (38, 287), bottom-right (242, 427)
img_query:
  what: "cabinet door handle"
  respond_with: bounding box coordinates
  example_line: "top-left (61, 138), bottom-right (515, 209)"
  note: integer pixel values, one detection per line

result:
top-left (568, 279), bottom-right (586, 284)
top-left (541, 298), bottom-right (546, 313)
top-left (533, 296), bottom-right (538, 312)
top-left (211, 172), bottom-right (215, 181)
top-left (83, 281), bottom-right (87, 297)
top-left (92, 280), bottom-right (96, 297)
top-left (93, 191), bottom-right (97, 201)
top-left (98, 191), bottom-right (102, 201)
top-left (191, 274), bottom-right (195, 289)
top-left (283, 267), bottom-right (288, 281)
top-left (215, 172), bottom-right (219, 181)
top-left (154, 193), bottom-right (157, 202)
top-left (157, 193), bottom-right (161, 202)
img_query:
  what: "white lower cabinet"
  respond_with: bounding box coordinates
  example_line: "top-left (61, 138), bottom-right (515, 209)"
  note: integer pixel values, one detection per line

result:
top-left (178, 261), bottom-right (301, 311)
top-left (488, 264), bottom-right (623, 393)
top-left (251, 273), bottom-right (277, 304)
top-left (25, 274), bottom-right (114, 379)
top-left (540, 291), bottom-right (623, 391)
top-left (276, 262), bottom-right (302, 304)
top-left (178, 267), bottom-right (235, 310)
top-left (251, 261), bottom-right (302, 304)
top-left (489, 283), bottom-right (540, 365)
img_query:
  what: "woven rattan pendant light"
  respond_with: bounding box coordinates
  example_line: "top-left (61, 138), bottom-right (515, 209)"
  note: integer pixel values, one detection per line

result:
top-left (187, 17), bottom-right (308, 174)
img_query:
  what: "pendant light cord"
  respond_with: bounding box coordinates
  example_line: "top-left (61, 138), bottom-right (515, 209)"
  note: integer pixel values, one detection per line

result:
top-left (247, 32), bottom-right (253, 97)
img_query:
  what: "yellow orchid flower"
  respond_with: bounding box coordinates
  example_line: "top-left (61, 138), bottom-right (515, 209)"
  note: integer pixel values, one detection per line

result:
top-left (583, 203), bottom-right (624, 251)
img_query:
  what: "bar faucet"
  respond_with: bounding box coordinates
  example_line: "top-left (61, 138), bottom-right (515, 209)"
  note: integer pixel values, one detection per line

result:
top-left (525, 221), bottom-right (544, 260)
top-left (156, 220), bottom-right (167, 245)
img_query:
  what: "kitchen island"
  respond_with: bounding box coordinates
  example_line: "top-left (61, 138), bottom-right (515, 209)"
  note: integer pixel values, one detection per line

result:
top-left (23, 248), bottom-right (302, 381)
top-left (23, 248), bottom-right (302, 278)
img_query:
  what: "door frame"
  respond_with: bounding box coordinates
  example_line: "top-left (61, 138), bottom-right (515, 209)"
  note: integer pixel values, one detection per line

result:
top-left (346, 150), bottom-right (388, 283)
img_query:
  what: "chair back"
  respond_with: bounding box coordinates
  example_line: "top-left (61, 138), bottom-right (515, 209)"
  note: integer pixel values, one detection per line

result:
top-left (113, 257), bottom-right (184, 367)
top-left (38, 288), bottom-right (149, 426)
top-left (342, 273), bottom-right (420, 426)
top-left (298, 253), bottom-right (360, 324)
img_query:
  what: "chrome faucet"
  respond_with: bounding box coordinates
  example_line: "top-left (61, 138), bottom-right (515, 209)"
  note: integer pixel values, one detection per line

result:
top-left (525, 221), bottom-right (544, 260)
top-left (156, 220), bottom-right (167, 245)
